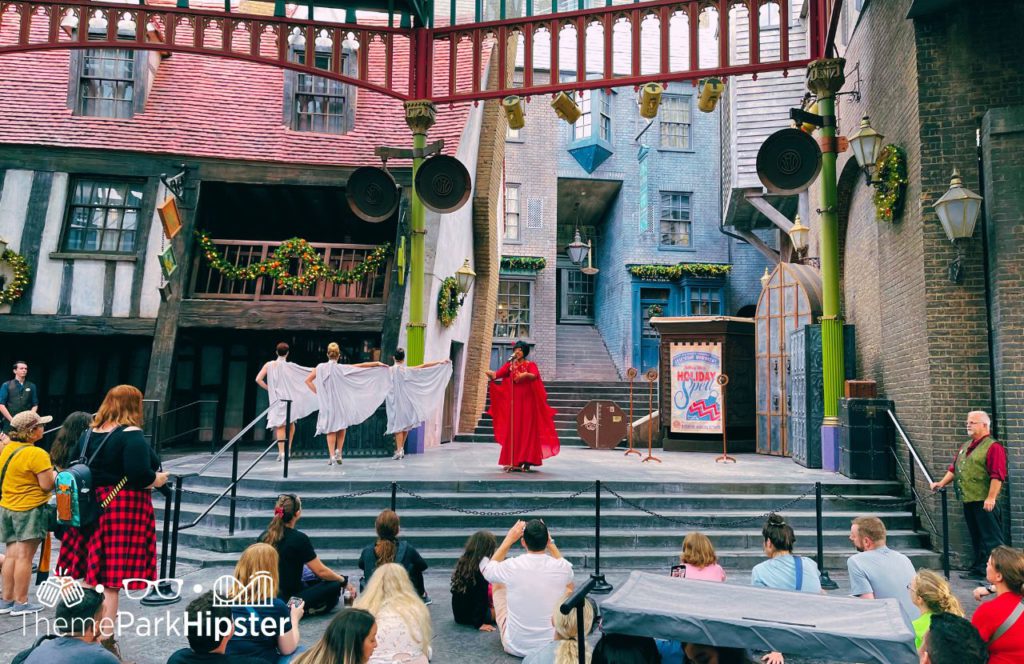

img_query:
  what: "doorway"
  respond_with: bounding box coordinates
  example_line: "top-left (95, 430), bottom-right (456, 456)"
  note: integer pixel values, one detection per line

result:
top-left (558, 267), bottom-right (595, 323)
top-left (441, 342), bottom-right (463, 443)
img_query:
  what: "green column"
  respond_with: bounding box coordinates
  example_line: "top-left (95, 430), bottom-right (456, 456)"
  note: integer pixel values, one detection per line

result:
top-left (807, 59), bottom-right (846, 422)
top-left (404, 100), bottom-right (437, 367)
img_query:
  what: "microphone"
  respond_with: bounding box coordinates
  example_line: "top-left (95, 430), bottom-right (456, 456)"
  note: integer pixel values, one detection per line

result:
top-left (508, 354), bottom-right (515, 363)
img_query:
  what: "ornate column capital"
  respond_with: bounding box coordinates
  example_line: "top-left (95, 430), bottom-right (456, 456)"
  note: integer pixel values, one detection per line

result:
top-left (806, 58), bottom-right (846, 98)
top-left (404, 100), bottom-right (437, 134)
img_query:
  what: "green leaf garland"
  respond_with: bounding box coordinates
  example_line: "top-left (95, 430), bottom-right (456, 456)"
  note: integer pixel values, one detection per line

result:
top-left (196, 231), bottom-right (390, 293)
top-left (628, 263), bottom-right (732, 281)
top-left (0, 249), bottom-right (31, 306)
top-left (437, 276), bottom-right (462, 327)
top-left (873, 144), bottom-right (907, 223)
top-left (500, 256), bottom-right (546, 271)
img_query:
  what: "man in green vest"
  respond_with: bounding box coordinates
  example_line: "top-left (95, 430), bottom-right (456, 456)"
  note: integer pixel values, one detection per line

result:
top-left (930, 410), bottom-right (1007, 580)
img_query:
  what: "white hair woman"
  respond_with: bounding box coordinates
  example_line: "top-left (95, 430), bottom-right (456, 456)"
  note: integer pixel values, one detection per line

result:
top-left (353, 563), bottom-right (432, 663)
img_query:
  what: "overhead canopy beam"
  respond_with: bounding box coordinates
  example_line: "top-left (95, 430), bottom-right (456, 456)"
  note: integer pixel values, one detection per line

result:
top-left (744, 192), bottom-right (795, 234)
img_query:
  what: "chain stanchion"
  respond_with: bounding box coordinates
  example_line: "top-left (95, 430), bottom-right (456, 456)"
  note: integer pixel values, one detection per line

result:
top-left (141, 484), bottom-right (178, 606)
top-left (590, 480), bottom-right (613, 594)
top-left (940, 488), bottom-right (950, 579)
top-left (168, 476), bottom-right (185, 580)
top-left (391, 481), bottom-right (398, 512)
top-left (283, 399), bottom-right (292, 479)
top-left (624, 368), bottom-right (640, 458)
top-left (815, 482), bottom-right (838, 590)
top-left (642, 368), bottom-right (661, 464)
top-left (715, 374), bottom-right (735, 464)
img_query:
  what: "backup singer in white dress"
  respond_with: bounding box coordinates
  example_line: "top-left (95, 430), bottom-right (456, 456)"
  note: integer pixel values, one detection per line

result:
top-left (305, 342), bottom-right (391, 466)
top-left (255, 342), bottom-right (320, 462)
top-left (385, 348), bottom-right (453, 460)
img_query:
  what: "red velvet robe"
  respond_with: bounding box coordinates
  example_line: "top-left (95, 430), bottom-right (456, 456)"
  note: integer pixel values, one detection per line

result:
top-left (487, 360), bottom-right (560, 467)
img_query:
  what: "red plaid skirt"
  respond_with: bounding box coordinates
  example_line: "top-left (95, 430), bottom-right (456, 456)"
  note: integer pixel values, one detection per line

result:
top-left (57, 486), bottom-right (156, 589)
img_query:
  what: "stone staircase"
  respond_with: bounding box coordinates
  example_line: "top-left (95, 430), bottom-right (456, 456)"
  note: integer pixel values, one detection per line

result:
top-left (453, 380), bottom-right (658, 447)
top-left (161, 475), bottom-right (941, 573)
top-left (555, 324), bottom-right (620, 381)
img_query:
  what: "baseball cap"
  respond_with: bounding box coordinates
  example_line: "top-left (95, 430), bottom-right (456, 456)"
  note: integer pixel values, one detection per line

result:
top-left (10, 411), bottom-right (53, 432)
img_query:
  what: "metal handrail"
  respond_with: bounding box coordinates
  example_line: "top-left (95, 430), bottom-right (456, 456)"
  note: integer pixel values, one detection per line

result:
top-left (178, 439), bottom-right (279, 531)
top-left (887, 409), bottom-right (934, 485)
top-left (195, 403), bottom-right (274, 477)
top-left (160, 399), bottom-right (218, 418)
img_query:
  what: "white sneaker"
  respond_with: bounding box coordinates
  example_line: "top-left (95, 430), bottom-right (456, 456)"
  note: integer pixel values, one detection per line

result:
top-left (276, 453), bottom-right (284, 462)
top-left (327, 458), bottom-right (334, 466)
top-left (334, 451), bottom-right (342, 462)
top-left (392, 451), bottom-right (405, 460)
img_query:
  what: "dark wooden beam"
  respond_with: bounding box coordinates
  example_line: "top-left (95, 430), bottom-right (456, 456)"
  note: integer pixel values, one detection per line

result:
top-left (0, 315), bottom-right (157, 336)
top-left (178, 300), bottom-right (386, 332)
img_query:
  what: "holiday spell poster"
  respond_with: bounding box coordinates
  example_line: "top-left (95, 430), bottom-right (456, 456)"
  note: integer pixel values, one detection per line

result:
top-left (669, 342), bottom-right (723, 434)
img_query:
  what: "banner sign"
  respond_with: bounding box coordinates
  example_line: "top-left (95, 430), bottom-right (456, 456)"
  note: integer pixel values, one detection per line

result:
top-left (670, 342), bottom-right (723, 434)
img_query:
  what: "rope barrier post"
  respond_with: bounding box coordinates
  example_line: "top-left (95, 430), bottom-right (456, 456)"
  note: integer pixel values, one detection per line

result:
top-left (590, 480), bottom-right (613, 594)
top-left (815, 482), bottom-right (838, 590)
top-left (229, 439), bottom-right (240, 536)
top-left (940, 488), bottom-right (950, 579)
top-left (142, 485), bottom-right (178, 606)
top-left (391, 482), bottom-right (398, 512)
top-left (168, 476), bottom-right (185, 580)
top-left (561, 577), bottom-right (598, 664)
top-left (283, 399), bottom-right (292, 479)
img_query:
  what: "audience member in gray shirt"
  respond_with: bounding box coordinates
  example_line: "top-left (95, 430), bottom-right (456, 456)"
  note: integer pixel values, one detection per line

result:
top-left (19, 590), bottom-right (118, 664)
top-left (847, 516), bottom-right (918, 626)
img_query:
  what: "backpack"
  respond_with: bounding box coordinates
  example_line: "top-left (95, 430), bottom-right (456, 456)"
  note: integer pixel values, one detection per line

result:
top-left (12, 634), bottom-right (59, 664)
top-left (54, 427), bottom-right (125, 528)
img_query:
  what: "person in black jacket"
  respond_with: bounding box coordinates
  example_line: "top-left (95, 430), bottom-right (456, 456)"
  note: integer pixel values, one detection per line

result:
top-left (358, 509), bottom-right (429, 603)
top-left (259, 493), bottom-right (350, 616)
top-left (450, 530), bottom-right (497, 630)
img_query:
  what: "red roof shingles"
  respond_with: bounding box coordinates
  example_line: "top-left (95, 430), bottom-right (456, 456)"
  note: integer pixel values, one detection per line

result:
top-left (0, 4), bottom-right (477, 167)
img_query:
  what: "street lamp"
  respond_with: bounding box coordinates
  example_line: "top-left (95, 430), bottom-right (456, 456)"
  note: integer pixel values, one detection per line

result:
top-left (788, 214), bottom-right (809, 255)
top-left (567, 229), bottom-right (589, 266)
top-left (848, 116), bottom-right (885, 185)
top-left (933, 168), bottom-right (984, 284)
top-left (454, 258), bottom-right (476, 304)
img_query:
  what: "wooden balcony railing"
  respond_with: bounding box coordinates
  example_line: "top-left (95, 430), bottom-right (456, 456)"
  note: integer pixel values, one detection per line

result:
top-left (190, 239), bottom-right (391, 303)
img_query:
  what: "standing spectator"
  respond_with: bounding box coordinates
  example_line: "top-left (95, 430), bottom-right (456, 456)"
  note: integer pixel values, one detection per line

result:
top-left (0, 361), bottom-right (38, 432)
top-left (0, 411), bottom-right (55, 616)
top-left (55, 384), bottom-right (169, 658)
top-left (450, 530), bottom-right (498, 630)
top-left (920, 612), bottom-right (989, 664)
top-left (970, 545), bottom-right (1024, 664)
top-left (930, 410), bottom-right (1007, 580)
top-left (751, 514), bottom-right (821, 593)
top-left (672, 532), bottom-right (726, 582)
top-left (15, 587), bottom-right (118, 663)
top-left (847, 516), bottom-right (917, 626)
top-left (225, 543), bottom-right (305, 663)
top-left (480, 519), bottom-right (574, 658)
top-left (260, 494), bottom-right (350, 616)
top-left (48, 411), bottom-right (92, 471)
top-left (167, 591), bottom-right (266, 664)
top-left (353, 563), bottom-right (432, 664)
top-left (522, 590), bottom-right (594, 664)
top-left (359, 509), bottom-right (429, 602)
top-left (908, 569), bottom-right (964, 650)
top-left (293, 608), bottom-right (378, 664)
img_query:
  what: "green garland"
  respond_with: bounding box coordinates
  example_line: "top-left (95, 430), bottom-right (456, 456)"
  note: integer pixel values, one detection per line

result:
top-left (873, 144), bottom-right (907, 223)
top-left (437, 276), bottom-right (462, 327)
top-left (500, 255), bottom-right (546, 271)
top-left (0, 249), bottom-right (31, 306)
top-left (197, 231), bottom-right (390, 293)
top-left (629, 263), bottom-right (732, 281)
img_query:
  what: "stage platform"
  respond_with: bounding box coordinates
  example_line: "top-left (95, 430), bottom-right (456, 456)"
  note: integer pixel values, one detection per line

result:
top-left (160, 443), bottom-right (941, 572)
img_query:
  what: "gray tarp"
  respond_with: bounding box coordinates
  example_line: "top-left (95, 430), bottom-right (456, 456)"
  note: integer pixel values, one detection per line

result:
top-left (599, 571), bottom-right (918, 664)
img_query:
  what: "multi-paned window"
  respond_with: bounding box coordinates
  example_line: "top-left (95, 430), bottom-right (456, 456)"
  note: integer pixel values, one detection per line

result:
top-left (77, 48), bottom-right (135, 118)
top-left (574, 90), bottom-right (593, 140)
top-left (494, 279), bottom-right (531, 338)
top-left (689, 287), bottom-right (722, 316)
top-left (504, 184), bottom-right (521, 242)
top-left (660, 95), bottom-right (691, 149)
top-left (294, 50), bottom-right (347, 134)
top-left (63, 178), bottom-right (144, 253)
top-left (659, 191), bottom-right (692, 248)
top-left (573, 90), bottom-right (611, 142)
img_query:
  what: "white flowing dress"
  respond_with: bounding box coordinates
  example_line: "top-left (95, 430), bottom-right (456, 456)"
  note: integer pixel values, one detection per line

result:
top-left (385, 362), bottom-right (453, 434)
top-left (265, 358), bottom-right (320, 429)
top-left (314, 360), bottom-right (393, 435)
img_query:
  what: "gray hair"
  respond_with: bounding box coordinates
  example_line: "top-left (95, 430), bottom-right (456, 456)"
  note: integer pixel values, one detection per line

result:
top-left (968, 411), bottom-right (991, 426)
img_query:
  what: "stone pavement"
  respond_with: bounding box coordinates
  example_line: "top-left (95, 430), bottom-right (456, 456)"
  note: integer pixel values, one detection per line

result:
top-left (0, 564), bottom-right (989, 663)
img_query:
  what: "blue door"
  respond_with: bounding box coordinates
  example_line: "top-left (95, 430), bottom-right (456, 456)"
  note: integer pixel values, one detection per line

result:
top-left (636, 287), bottom-right (671, 372)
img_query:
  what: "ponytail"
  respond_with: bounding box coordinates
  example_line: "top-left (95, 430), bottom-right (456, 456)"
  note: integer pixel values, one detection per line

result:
top-left (262, 494), bottom-right (301, 547)
top-left (912, 570), bottom-right (965, 617)
top-left (374, 509), bottom-right (400, 565)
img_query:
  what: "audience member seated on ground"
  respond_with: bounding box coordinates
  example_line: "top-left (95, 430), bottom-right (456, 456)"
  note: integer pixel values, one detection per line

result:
top-left (591, 633), bottom-right (660, 664)
top-left (353, 563), bottom-right (432, 664)
top-left (14, 587), bottom-right (118, 664)
top-left (846, 516), bottom-right (917, 626)
top-left (522, 590), bottom-right (595, 664)
top-left (293, 608), bottom-right (378, 664)
top-left (970, 545), bottom-right (1024, 664)
top-left (751, 513), bottom-right (822, 594)
top-left (47, 411), bottom-right (92, 471)
top-left (450, 530), bottom-right (497, 631)
top-left (682, 644), bottom-right (756, 664)
top-left (359, 509), bottom-right (429, 602)
top-left (907, 569), bottom-right (964, 650)
top-left (168, 591), bottom-right (267, 664)
top-left (480, 519), bottom-right (574, 658)
top-left (920, 612), bottom-right (989, 664)
top-left (260, 493), bottom-right (350, 617)
top-left (225, 543), bottom-right (305, 664)
top-left (672, 532), bottom-right (726, 582)
top-left (0, 410), bottom-right (56, 617)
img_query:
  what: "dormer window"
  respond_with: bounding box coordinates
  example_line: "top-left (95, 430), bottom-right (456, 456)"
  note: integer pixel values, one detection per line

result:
top-left (78, 48), bottom-right (136, 118)
top-left (286, 34), bottom-right (355, 135)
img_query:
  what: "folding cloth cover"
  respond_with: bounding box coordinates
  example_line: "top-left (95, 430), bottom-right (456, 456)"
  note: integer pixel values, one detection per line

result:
top-left (599, 571), bottom-right (918, 664)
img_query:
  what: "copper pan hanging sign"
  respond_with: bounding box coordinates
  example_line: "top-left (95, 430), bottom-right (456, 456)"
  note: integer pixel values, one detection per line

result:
top-left (347, 166), bottom-right (401, 223)
top-left (414, 155), bottom-right (472, 214)
top-left (756, 128), bottom-right (823, 196)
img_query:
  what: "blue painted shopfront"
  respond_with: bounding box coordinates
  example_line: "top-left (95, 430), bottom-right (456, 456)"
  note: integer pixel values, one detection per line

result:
top-left (630, 276), bottom-right (726, 371)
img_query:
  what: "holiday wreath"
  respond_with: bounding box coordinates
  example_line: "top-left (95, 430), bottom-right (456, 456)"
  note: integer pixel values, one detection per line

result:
top-left (873, 144), bottom-right (907, 223)
top-left (0, 249), bottom-right (31, 306)
top-left (197, 231), bottom-right (390, 293)
top-left (437, 277), bottom-right (462, 327)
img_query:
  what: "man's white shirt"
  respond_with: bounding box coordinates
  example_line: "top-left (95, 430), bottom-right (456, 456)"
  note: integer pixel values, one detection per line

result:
top-left (480, 552), bottom-right (574, 657)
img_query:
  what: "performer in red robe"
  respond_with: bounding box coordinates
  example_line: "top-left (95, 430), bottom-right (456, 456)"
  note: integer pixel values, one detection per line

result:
top-left (485, 340), bottom-right (560, 472)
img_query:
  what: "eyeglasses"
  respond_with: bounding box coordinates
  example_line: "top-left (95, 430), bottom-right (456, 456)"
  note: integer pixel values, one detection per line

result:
top-left (122, 578), bottom-right (183, 600)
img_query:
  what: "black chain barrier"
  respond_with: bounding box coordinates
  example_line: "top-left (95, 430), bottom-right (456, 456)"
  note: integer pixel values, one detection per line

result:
top-left (818, 484), bottom-right (920, 508)
top-left (602, 484), bottom-right (815, 528)
top-left (395, 482), bottom-right (597, 517)
top-left (177, 484), bottom-right (390, 506)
